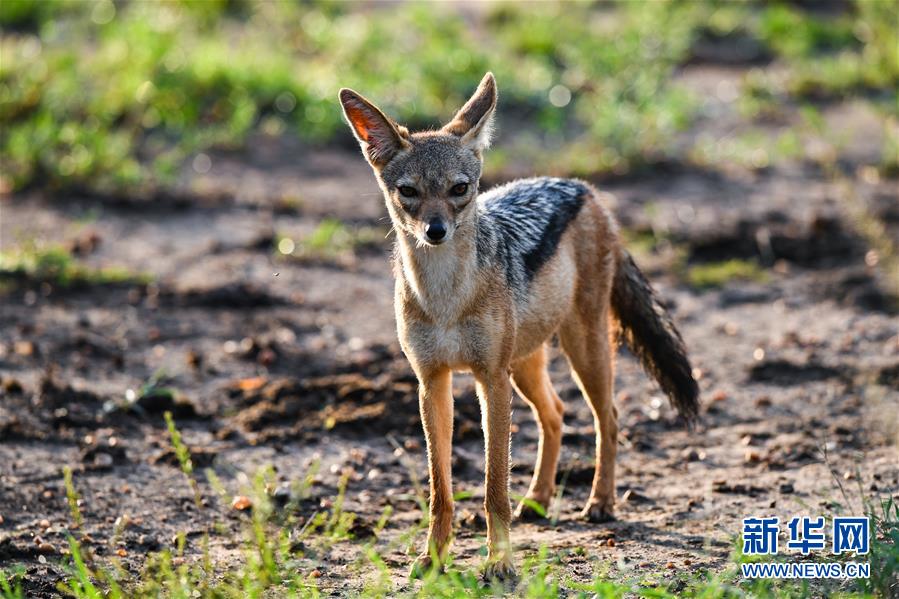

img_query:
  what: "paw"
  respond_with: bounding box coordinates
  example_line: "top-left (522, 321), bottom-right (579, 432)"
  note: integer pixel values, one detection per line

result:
top-left (580, 500), bottom-right (615, 523)
top-left (514, 497), bottom-right (550, 521)
top-left (482, 557), bottom-right (517, 583)
top-left (409, 553), bottom-right (442, 579)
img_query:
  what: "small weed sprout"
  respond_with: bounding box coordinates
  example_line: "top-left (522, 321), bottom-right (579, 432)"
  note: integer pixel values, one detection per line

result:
top-left (863, 496), bottom-right (899, 597)
top-left (163, 411), bottom-right (203, 508)
top-left (62, 466), bottom-right (83, 529)
top-left (0, 568), bottom-right (25, 599)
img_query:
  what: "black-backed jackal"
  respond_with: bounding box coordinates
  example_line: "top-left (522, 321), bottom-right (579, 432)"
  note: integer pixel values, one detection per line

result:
top-left (339, 73), bottom-right (699, 580)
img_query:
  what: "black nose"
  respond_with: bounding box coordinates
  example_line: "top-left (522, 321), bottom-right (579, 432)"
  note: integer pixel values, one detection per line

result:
top-left (425, 220), bottom-right (447, 242)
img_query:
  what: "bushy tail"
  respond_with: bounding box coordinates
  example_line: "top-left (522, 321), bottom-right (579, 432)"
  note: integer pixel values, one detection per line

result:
top-left (611, 250), bottom-right (700, 423)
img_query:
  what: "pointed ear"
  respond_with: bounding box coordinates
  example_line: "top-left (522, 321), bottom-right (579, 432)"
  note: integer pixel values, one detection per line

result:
top-left (339, 88), bottom-right (409, 167)
top-left (442, 72), bottom-right (497, 152)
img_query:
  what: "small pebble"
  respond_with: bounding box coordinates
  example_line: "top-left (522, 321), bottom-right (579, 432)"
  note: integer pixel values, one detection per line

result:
top-left (621, 489), bottom-right (648, 503)
top-left (2, 378), bottom-right (23, 394)
top-left (258, 348), bottom-right (277, 366)
top-left (186, 350), bottom-right (202, 369)
top-left (231, 496), bottom-right (252, 511)
top-left (754, 395), bottom-right (772, 408)
top-left (14, 340), bottom-right (35, 356)
top-left (682, 448), bottom-right (702, 462)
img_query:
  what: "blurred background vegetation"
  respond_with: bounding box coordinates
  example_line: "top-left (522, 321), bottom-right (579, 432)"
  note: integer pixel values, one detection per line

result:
top-left (0, 0), bottom-right (897, 196)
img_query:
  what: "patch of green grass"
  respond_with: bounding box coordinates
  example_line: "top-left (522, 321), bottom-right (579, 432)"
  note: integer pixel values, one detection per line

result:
top-left (880, 115), bottom-right (899, 177)
top-left (484, 1), bottom-right (699, 175)
top-left (2, 1), bottom-right (896, 194)
top-left (0, 0), bottom-right (706, 196)
top-left (0, 0), bottom-right (82, 30)
top-left (49, 459), bottom-right (896, 599)
top-left (0, 568), bottom-right (25, 599)
top-left (620, 227), bottom-right (670, 257)
top-left (747, 1), bottom-right (898, 105)
top-left (0, 242), bottom-right (149, 288)
top-left (57, 537), bottom-right (124, 599)
top-left (690, 128), bottom-right (805, 171)
top-left (686, 258), bottom-right (768, 290)
top-left (1, 0), bottom-right (321, 194)
top-left (726, 2), bottom-right (896, 174)
top-left (757, 4), bottom-right (859, 60)
top-left (275, 219), bottom-right (386, 262)
top-left (864, 496), bottom-right (899, 597)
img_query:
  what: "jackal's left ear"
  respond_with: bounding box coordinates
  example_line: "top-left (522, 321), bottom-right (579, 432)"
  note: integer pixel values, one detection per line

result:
top-left (443, 72), bottom-right (497, 153)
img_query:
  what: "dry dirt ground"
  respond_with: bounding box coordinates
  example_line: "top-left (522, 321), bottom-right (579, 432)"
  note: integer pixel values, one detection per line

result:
top-left (1, 65), bottom-right (898, 597)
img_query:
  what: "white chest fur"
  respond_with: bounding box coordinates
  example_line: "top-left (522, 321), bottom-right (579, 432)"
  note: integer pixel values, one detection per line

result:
top-left (401, 241), bottom-right (477, 327)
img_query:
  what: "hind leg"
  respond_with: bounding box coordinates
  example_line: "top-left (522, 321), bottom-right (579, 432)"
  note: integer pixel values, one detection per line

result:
top-left (510, 345), bottom-right (564, 520)
top-left (560, 312), bottom-right (618, 523)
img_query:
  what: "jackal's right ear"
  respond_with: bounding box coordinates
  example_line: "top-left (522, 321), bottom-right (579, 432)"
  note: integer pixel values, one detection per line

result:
top-left (339, 89), bottom-right (409, 167)
top-left (443, 72), bottom-right (497, 153)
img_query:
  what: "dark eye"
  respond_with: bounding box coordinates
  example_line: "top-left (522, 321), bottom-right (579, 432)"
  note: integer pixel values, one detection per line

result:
top-left (398, 186), bottom-right (418, 198)
top-left (450, 183), bottom-right (468, 196)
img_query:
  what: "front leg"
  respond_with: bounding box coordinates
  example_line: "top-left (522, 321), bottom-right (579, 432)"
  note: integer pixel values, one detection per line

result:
top-left (411, 367), bottom-right (454, 576)
top-left (476, 374), bottom-right (517, 581)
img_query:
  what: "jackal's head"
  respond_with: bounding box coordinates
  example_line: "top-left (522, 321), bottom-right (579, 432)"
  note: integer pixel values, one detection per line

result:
top-left (339, 73), bottom-right (496, 247)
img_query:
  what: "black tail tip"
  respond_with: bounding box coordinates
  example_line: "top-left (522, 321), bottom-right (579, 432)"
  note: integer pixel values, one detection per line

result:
top-left (671, 377), bottom-right (701, 428)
